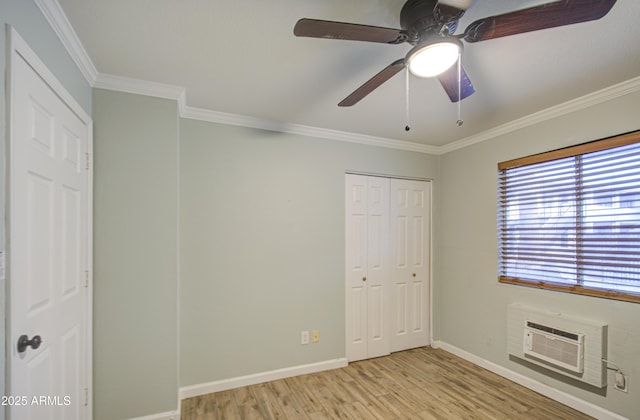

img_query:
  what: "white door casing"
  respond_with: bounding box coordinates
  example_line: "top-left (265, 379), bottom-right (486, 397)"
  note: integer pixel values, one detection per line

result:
top-left (345, 175), bottom-right (390, 362)
top-left (8, 28), bottom-right (93, 419)
top-left (390, 179), bottom-right (431, 352)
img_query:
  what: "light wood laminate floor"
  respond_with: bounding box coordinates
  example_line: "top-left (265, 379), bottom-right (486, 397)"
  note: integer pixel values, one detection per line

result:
top-left (181, 346), bottom-right (593, 419)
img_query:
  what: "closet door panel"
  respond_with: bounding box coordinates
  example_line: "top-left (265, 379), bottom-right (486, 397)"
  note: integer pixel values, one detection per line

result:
top-left (346, 175), bottom-right (369, 361)
top-left (390, 179), bottom-right (431, 352)
top-left (346, 175), bottom-right (390, 361)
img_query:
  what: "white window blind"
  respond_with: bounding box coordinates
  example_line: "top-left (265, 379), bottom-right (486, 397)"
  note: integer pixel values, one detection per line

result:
top-left (498, 131), bottom-right (640, 303)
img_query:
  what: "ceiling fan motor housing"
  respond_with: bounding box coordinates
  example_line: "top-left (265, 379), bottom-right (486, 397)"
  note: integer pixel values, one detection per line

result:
top-left (400, 0), bottom-right (457, 44)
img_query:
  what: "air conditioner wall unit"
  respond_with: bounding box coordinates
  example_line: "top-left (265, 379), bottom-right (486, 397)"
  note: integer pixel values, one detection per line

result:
top-left (523, 321), bottom-right (584, 373)
top-left (507, 304), bottom-right (607, 388)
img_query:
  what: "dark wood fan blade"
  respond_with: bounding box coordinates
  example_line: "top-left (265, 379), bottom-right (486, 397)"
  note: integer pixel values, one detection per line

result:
top-left (437, 64), bottom-right (475, 102)
top-left (463, 0), bottom-right (617, 43)
top-left (294, 18), bottom-right (408, 44)
top-left (339, 59), bottom-right (406, 107)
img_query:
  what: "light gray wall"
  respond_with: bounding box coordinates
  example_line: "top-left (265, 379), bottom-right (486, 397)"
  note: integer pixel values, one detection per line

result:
top-left (436, 90), bottom-right (640, 419)
top-left (178, 118), bottom-right (439, 386)
top-left (93, 89), bottom-right (178, 420)
top-left (91, 92), bottom-right (438, 418)
top-left (0, 2), bottom-right (92, 418)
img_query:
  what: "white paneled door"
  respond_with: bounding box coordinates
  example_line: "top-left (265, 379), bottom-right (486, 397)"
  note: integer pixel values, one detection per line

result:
top-left (345, 175), bottom-right (390, 362)
top-left (8, 29), bottom-right (92, 419)
top-left (346, 174), bottom-right (430, 362)
top-left (390, 179), bottom-right (430, 352)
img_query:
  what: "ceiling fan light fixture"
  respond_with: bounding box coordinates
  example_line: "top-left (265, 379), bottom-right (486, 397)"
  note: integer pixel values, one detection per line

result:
top-left (407, 37), bottom-right (462, 78)
top-left (438, 0), bottom-right (473, 10)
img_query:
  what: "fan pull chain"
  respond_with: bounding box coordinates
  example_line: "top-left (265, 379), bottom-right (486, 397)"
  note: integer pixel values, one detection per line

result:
top-left (404, 67), bottom-right (411, 131)
top-left (456, 53), bottom-right (463, 127)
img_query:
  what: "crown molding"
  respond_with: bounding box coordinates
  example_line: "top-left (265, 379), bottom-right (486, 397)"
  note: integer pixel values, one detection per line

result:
top-left (438, 75), bottom-right (640, 154)
top-left (34, 0), bottom-right (98, 85)
top-left (93, 72), bottom-right (640, 156)
top-left (180, 104), bottom-right (440, 154)
top-left (38, 0), bottom-right (640, 156)
top-left (94, 73), bottom-right (186, 102)
top-left (94, 72), bottom-right (439, 154)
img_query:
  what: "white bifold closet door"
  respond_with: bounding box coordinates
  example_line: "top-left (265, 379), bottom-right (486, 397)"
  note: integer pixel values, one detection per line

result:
top-left (345, 175), bottom-right (390, 362)
top-left (346, 174), bottom-right (430, 362)
top-left (389, 179), bottom-right (431, 352)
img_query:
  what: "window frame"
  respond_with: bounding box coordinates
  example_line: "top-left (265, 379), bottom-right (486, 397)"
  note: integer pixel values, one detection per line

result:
top-left (497, 130), bottom-right (640, 304)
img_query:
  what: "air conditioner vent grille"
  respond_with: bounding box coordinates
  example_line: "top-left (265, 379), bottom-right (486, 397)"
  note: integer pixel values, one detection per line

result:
top-left (523, 321), bottom-right (585, 373)
top-left (526, 321), bottom-right (580, 341)
top-left (530, 331), bottom-right (579, 367)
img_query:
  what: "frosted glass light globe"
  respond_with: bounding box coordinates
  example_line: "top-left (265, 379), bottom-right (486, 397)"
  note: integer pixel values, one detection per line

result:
top-left (407, 40), bottom-right (461, 78)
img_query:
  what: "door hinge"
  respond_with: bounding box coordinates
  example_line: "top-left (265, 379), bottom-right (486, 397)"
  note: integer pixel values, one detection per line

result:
top-left (85, 152), bottom-right (90, 170)
top-left (84, 387), bottom-right (89, 406)
top-left (84, 270), bottom-right (89, 288)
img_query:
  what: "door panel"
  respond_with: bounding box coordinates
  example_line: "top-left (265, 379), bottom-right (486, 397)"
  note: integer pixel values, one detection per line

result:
top-left (26, 173), bottom-right (55, 314)
top-left (346, 177), bottom-right (368, 361)
top-left (394, 215), bottom-right (408, 268)
top-left (394, 282), bottom-right (408, 335)
top-left (349, 285), bottom-right (366, 344)
top-left (346, 177), bottom-right (367, 361)
top-left (390, 179), bottom-right (431, 352)
top-left (413, 216), bottom-right (424, 266)
top-left (345, 175), bottom-right (390, 361)
top-left (365, 177), bottom-right (389, 358)
top-left (350, 214), bottom-right (366, 271)
top-left (369, 214), bottom-right (383, 269)
top-left (61, 185), bottom-right (82, 298)
top-left (10, 36), bottom-right (90, 419)
top-left (412, 281), bottom-right (424, 332)
top-left (369, 284), bottom-right (383, 340)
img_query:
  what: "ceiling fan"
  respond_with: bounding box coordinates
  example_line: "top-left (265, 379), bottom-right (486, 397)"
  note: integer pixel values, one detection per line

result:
top-left (293, 0), bottom-right (617, 107)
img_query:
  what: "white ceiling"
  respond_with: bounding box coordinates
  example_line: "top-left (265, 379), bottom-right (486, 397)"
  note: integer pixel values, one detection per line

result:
top-left (57, 0), bottom-right (640, 149)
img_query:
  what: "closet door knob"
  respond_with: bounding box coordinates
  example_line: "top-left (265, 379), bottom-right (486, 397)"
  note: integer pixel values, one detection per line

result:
top-left (362, 277), bottom-right (367, 282)
top-left (412, 273), bottom-right (416, 277)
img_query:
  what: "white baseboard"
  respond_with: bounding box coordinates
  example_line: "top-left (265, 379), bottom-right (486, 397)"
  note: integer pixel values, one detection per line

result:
top-left (432, 340), bottom-right (627, 420)
top-left (128, 410), bottom-right (180, 420)
top-left (178, 357), bottom-right (348, 400)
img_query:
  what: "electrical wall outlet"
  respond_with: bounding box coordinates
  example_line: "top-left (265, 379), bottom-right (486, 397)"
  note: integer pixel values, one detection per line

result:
top-left (312, 330), bottom-right (320, 343)
top-left (614, 371), bottom-right (628, 393)
top-left (301, 330), bottom-right (309, 345)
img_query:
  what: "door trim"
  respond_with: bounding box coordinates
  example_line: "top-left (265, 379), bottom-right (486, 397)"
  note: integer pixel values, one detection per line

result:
top-left (7, 25), bottom-right (93, 417)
